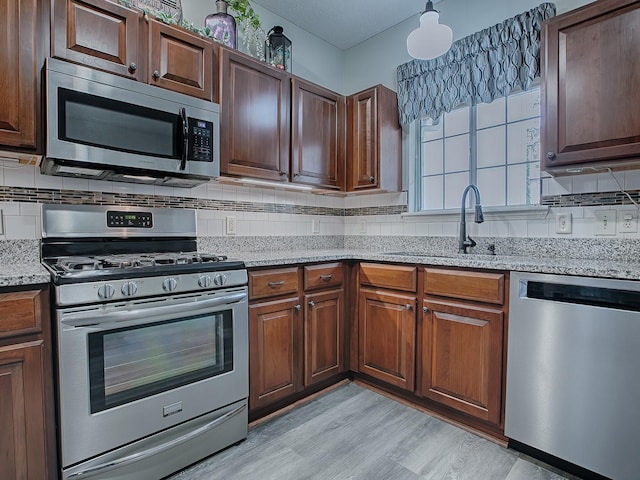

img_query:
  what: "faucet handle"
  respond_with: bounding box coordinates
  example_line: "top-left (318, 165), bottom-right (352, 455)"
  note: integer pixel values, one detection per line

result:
top-left (466, 235), bottom-right (477, 248)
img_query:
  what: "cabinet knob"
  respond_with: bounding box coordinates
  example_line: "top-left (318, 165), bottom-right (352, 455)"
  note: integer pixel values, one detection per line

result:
top-left (405, 304), bottom-right (412, 311)
top-left (128, 62), bottom-right (137, 72)
top-left (546, 152), bottom-right (556, 160)
top-left (423, 306), bottom-right (429, 313)
top-left (294, 304), bottom-right (301, 312)
top-left (308, 301), bottom-right (315, 308)
top-left (369, 176), bottom-right (375, 183)
top-left (153, 70), bottom-right (161, 79)
top-left (279, 171), bottom-right (287, 176)
top-left (294, 173), bottom-right (300, 177)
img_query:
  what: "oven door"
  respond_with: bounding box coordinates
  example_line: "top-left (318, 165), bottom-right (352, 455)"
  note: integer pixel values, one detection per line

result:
top-left (55, 287), bottom-right (248, 470)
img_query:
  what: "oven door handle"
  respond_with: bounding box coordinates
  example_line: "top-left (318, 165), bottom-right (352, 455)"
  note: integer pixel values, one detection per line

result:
top-left (66, 402), bottom-right (247, 479)
top-left (61, 291), bottom-right (247, 327)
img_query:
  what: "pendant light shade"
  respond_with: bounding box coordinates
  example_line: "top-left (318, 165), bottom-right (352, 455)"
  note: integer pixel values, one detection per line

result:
top-left (407, 1), bottom-right (453, 60)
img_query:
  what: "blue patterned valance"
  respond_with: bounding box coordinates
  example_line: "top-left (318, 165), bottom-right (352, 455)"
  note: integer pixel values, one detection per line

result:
top-left (396, 3), bottom-right (556, 125)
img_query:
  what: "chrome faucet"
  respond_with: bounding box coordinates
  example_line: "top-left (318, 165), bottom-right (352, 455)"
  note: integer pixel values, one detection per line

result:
top-left (459, 184), bottom-right (484, 254)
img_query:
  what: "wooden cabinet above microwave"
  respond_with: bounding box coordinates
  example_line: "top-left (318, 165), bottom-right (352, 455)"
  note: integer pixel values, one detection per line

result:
top-left (51, 0), bottom-right (215, 101)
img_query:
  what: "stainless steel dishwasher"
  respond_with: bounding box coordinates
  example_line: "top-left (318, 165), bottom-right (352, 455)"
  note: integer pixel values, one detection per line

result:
top-left (505, 271), bottom-right (640, 480)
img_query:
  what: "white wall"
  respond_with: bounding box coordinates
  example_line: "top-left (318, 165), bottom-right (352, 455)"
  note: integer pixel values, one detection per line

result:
top-left (183, 0), bottom-right (345, 93)
top-left (343, 0), bottom-right (592, 94)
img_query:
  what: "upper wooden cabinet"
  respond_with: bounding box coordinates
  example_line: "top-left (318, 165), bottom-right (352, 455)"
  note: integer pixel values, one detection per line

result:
top-left (52, 0), bottom-right (215, 100)
top-left (347, 85), bottom-right (402, 192)
top-left (0, 0), bottom-right (46, 150)
top-left (52, 0), bottom-right (143, 80)
top-left (217, 47), bottom-right (291, 181)
top-left (291, 78), bottom-right (345, 189)
top-left (541, 0), bottom-right (640, 173)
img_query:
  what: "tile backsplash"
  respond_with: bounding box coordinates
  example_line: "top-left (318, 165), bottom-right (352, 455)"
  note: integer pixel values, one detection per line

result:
top-left (2, 158), bottom-right (640, 244)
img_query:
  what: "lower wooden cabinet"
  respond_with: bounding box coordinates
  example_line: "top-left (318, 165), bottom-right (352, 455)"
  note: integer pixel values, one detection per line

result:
top-left (304, 289), bottom-right (343, 386)
top-left (358, 288), bottom-right (416, 391)
top-left (0, 287), bottom-right (55, 480)
top-left (248, 264), bottom-right (345, 414)
top-left (420, 299), bottom-right (504, 424)
top-left (249, 296), bottom-right (303, 410)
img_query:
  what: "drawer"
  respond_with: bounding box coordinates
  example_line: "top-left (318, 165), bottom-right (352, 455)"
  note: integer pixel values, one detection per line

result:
top-left (0, 290), bottom-right (43, 338)
top-left (360, 263), bottom-right (417, 292)
top-left (249, 267), bottom-right (299, 300)
top-left (304, 263), bottom-right (343, 290)
top-left (424, 268), bottom-right (505, 305)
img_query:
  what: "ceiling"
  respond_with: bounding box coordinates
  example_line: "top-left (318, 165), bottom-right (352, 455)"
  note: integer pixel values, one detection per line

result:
top-left (250, 0), bottom-right (444, 51)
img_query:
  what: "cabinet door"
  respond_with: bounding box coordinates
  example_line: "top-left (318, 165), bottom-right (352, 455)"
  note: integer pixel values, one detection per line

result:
top-left (52, 0), bottom-right (142, 80)
top-left (304, 289), bottom-right (343, 386)
top-left (0, 341), bottom-right (48, 480)
top-left (421, 299), bottom-right (504, 425)
top-left (218, 48), bottom-right (291, 181)
top-left (148, 19), bottom-right (214, 101)
top-left (249, 296), bottom-right (302, 410)
top-left (0, 0), bottom-right (42, 149)
top-left (347, 87), bottom-right (378, 190)
top-left (358, 289), bottom-right (416, 390)
top-left (291, 79), bottom-right (345, 189)
top-left (542, 0), bottom-right (640, 170)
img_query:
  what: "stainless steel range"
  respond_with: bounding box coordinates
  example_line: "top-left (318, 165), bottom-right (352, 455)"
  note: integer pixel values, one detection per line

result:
top-left (41, 204), bottom-right (248, 480)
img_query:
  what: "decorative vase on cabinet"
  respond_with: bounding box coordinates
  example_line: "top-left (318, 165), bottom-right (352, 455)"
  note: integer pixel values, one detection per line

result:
top-left (205, 0), bottom-right (237, 48)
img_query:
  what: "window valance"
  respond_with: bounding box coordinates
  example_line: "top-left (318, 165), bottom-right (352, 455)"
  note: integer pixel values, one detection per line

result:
top-left (396, 3), bottom-right (556, 125)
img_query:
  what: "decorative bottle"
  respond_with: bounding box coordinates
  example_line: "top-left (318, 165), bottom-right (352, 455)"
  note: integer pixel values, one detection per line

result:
top-left (205, 0), bottom-right (237, 49)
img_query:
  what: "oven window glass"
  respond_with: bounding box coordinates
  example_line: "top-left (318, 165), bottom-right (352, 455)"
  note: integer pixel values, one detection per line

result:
top-left (88, 311), bottom-right (232, 413)
top-left (58, 88), bottom-right (180, 158)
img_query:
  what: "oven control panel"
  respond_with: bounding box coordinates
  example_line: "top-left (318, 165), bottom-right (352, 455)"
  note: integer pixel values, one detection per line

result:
top-left (107, 211), bottom-right (153, 228)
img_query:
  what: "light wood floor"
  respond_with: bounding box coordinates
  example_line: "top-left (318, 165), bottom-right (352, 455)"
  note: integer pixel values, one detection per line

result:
top-left (168, 382), bottom-right (578, 480)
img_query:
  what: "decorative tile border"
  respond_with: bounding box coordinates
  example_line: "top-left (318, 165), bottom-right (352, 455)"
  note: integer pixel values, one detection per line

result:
top-left (3, 186), bottom-right (636, 215)
top-left (542, 191), bottom-right (640, 207)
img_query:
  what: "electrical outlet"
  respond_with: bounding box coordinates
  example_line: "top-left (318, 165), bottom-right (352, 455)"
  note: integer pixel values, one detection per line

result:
top-left (225, 216), bottom-right (237, 235)
top-left (555, 213), bottom-right (572, 234)
top-left (618, 210), bottom-right (638, 233)
top-left (311, 219), bottom-right (320, 234)
top-left (594, 210), bottom-right (616, 236)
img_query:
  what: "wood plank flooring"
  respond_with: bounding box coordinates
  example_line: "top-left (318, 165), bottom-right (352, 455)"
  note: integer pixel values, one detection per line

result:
top-left (168, 382), bottom-right (578, 480)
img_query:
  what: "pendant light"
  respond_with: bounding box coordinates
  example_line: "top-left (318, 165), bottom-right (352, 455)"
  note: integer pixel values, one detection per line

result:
top-left (407, 0), bottom-right (453, 60)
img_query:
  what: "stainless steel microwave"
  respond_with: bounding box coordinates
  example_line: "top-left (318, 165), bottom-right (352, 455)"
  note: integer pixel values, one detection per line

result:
top-left (42, 58), bottom-right (220, 187)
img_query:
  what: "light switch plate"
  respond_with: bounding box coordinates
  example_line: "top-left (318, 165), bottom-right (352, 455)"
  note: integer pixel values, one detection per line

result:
top-left (312, 219), bottom-right (320, 234)
top-left (0, 209), bottom-right (3, 235)
top-left (594, 210), bottom-right (616, 236)
top-left (225, 216), bottom-right (237, 235)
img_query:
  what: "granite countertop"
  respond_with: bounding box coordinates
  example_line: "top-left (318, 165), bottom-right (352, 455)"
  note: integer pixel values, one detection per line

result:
top-left (0, 262), bottom-right (51, 287)
top-left (2, 248), bottom-right (640, 288)
top-left (240, 248), bottom-right (640, 281)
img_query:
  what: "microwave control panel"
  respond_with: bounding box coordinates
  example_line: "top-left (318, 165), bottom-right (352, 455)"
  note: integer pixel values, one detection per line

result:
top-left (188, 118), bottom-right (214, 162)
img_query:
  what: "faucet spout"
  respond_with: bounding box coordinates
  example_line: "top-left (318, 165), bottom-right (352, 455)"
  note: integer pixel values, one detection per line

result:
top-left (459, 184), bottom-right (484, 254)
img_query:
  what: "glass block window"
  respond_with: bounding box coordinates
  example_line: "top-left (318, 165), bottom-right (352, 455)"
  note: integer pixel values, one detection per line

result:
top-left (418, 86), bottom-right (540, 211)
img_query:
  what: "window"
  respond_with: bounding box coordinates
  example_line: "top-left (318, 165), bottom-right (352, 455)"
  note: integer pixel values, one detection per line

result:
top-left (418, 86), bottom-right (541, 211)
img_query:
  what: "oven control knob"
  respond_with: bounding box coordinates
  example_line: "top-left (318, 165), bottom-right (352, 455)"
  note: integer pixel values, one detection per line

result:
top-left (97, 284), bottom-right (115, 299)
top-left (162, 277), bottom-right (178, 292)
top-left (214, 274), bottom-right (228, 286)
top-left (121, 281), bottom-right (138, 296)
top-left (198, 275), bottom-right (212, 288)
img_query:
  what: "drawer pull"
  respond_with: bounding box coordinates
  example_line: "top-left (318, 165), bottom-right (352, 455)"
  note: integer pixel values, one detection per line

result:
top-left (294, 304), bottom-right (301, 312)
top-left (268, 281), bottom-right (285, 287)
top-left (405, 304), bottom-right (412, 311)
top-left (319, 274), bottom-right (333, 281)
top-left (423, 306), bottom-right (429, 313)
top-left (308, 301), bottom-right (315, 308)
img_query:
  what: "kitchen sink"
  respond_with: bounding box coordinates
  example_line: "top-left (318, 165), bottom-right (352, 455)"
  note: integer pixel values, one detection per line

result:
top-left (381, 251), bottom-right (501, 259)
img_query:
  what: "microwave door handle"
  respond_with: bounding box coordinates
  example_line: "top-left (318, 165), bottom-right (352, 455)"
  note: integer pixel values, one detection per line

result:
top-left (179, 107), bottom-right (188, 170)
